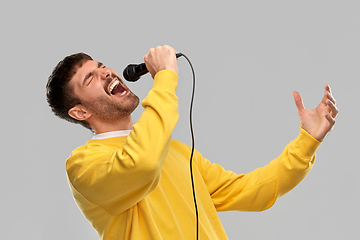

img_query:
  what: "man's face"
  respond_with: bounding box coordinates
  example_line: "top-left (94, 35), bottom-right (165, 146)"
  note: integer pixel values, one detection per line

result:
top-left (69, 60), bottom-right (139, 123)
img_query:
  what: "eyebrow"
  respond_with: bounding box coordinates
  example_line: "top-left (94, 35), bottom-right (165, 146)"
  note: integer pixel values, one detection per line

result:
top-left (82, 61), bottom-right (104, 86)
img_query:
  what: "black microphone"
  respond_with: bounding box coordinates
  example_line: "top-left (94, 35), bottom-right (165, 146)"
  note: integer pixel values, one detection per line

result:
top-left (123, 53), bottom-right (183, 82)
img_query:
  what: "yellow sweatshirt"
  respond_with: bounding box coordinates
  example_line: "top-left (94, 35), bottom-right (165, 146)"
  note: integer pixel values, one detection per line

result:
top-left (66, 70), bottom-right (321, 240)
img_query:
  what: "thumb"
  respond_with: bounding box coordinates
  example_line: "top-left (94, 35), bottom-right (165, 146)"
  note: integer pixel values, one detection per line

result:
top-left (293, 91), bottom-right (305, 113)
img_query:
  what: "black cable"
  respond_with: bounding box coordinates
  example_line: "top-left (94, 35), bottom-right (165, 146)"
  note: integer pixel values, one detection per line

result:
top-left (178, 53), bottom-right (199, 240)
top-left (124, 52), bottom-right (198, 238)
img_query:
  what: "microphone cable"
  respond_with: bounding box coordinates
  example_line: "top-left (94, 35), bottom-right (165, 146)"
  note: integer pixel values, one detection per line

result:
top-left (123, 52), bottom-right (199, 239)
top-left (178, 53), bottom-right (199, 240)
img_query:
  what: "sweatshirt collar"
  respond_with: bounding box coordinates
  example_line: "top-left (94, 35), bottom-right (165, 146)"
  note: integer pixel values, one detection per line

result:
top-left (92, 130), bottom-right (132, 140)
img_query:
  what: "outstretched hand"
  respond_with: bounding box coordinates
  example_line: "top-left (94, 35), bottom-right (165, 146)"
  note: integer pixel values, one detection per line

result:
top-left (293, 83), bottom-right (338, 141)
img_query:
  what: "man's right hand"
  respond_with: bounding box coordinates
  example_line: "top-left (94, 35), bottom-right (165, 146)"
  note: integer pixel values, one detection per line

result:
top-left (144, 45), bottom-right (178, 79)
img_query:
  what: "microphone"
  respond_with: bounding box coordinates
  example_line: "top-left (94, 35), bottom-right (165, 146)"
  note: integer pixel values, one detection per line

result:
top-left (123, 53), bottom-right (183, 82)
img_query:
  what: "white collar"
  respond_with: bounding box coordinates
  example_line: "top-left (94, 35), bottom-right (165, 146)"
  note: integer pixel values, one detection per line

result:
top-left (92, 130), bottom-right (132, 140)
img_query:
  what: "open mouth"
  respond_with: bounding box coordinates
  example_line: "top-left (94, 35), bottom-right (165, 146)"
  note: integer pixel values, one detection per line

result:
top-left (108, 78), bottom-right (128, 97)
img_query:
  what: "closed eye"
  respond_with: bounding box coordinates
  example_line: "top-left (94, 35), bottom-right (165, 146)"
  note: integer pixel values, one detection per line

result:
top-left (86, 74), bottom-right (93, 86)
top-left (99, 62), bottom-right (105, 68)
top-left (83, 62), bottom-right (106, 87)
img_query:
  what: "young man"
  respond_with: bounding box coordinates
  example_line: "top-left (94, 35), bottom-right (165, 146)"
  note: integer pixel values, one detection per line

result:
top-left (46, 45), bottom-right (338, 239)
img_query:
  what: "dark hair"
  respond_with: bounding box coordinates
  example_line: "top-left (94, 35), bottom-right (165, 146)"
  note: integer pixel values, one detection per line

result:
top-left (46, 53), bottom-right (93, 130)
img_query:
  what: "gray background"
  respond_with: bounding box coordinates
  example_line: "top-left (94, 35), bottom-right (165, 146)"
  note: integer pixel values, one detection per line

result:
top-left (1, 0), bottom-right (358, 239)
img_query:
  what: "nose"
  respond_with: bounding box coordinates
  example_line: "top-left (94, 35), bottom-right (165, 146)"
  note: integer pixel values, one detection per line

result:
top-left (98, 67), bottom-right (112, 80)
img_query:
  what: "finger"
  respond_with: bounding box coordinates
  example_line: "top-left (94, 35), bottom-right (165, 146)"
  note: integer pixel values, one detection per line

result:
top-left (163, 45), bottom-right (177, 56)
top-left (293, 91), bottom-right (305, 113)
top-left (326, 99), bottom-right (339, 118)
top-left (143, 49), bottom-right (156, 79)
top-left (327, 91), bottom-right (337, 105)
top-left (325, 83), bottom-right (331, 93)
top-left (321, 86), bottom-right (329, 104)
top-left (325, 113), bottom-right (336, 129)
top-left (322, 83), bottom-right (336, 105)
top-left (321, 83), bottom-right (330, 103)
top-left (144, 48), bottom-right (155, 62)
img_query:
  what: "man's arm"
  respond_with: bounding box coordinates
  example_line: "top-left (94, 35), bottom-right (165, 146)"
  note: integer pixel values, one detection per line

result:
top-left (197, 85), bottom-right (338, 211)
top-left (197, 128), bottom-right (320, 212)
top-left (67, 46), bottom-right (180, 215)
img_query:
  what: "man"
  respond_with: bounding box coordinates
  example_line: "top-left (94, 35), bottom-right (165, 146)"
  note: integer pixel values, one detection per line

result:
top-left (46, 45), bottom-right (338, 239)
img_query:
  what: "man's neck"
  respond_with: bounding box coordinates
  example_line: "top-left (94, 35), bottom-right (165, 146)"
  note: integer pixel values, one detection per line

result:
top-left (91, 115), bottom-right (133, 134)
top-left (92, 129), bottom-right (132, 140)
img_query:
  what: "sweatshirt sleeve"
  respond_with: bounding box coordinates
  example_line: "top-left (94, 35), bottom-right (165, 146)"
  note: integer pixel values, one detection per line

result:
top-left (66, 70), bottom-right (179, 215)
top-left (197, 128), bottom-right (321, 212)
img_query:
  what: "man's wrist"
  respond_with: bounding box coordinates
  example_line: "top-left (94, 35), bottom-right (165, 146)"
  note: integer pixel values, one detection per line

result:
top-left (152, 70), bottom-right (179, 92)
top-left (291, 127), bottom-right (322, 158)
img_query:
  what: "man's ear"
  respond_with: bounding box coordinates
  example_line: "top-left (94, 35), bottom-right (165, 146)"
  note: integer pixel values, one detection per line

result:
top-left (68, 104), bottom-right (92, 121)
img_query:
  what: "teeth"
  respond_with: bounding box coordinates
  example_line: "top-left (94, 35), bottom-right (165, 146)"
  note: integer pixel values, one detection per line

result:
top-left (109, 79), bottom-right (120, 93)
top-left (120, 90), bottom-right (127, 96)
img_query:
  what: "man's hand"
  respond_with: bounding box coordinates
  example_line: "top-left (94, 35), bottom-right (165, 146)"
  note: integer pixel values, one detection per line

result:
top-left (144, 45), bottom-right (178, 79)
top-left (293, 83), bottom-right (339, 141)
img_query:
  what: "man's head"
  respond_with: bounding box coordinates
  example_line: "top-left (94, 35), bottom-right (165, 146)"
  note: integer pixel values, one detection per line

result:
top-left (46, 53), bottom-right (139, 132)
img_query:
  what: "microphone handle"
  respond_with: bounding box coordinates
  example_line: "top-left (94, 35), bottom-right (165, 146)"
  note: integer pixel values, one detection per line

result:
top-left (123, 53), bottom-right (183, 82)
top-left (134, 63), bottom-right (148, 76)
